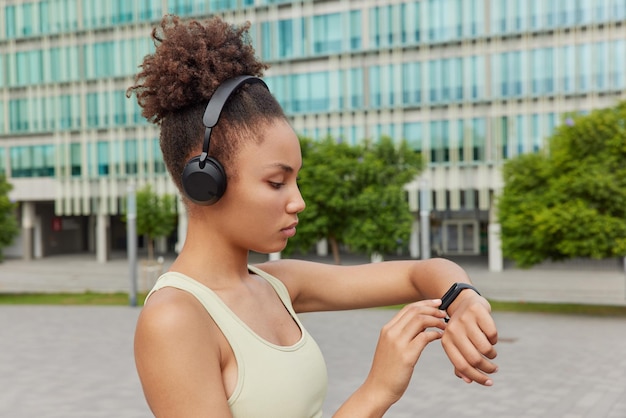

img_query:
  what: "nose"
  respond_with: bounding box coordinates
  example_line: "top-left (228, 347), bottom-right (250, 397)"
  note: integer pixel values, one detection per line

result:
top-left (287, 185), bottom-right (306, 214)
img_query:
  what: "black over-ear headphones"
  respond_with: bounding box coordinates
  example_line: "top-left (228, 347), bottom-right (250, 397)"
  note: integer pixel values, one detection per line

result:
top-left (181, 75), bottom-right (269, 205)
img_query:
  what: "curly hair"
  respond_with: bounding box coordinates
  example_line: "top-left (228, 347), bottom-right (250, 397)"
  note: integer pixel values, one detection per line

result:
top-left (127, 15), bottom-right (286, 193)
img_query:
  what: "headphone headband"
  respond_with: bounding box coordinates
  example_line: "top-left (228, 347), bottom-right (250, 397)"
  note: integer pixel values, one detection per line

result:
top-left (199, 76), bottom-right (268, 166)
top-left (182, 75), bottom-right (270, 205)
top-left (202, 75), bottom-right (268, 128)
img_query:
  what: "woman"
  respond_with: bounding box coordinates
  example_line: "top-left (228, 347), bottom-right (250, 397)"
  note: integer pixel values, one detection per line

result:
top-left (128, 15), bottom-right (498, 418)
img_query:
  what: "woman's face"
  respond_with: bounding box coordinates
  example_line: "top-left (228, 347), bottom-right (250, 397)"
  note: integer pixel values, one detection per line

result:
top-left (213, 119), bottom-right (305, 254)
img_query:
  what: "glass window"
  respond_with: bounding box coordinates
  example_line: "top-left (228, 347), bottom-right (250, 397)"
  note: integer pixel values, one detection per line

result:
top-left (153, 138), bottom-right (165, 174)
top-left (97, 141), bottom-right (109, 176)
top-left (471, 118), bottom-right (486, 161)
top-left (457, 120), bottom-right (466, 163)
top-left (430, 120), bottom-right (450, 163)
top-left (346, 68), bottom-right (364, 109)
top-left (370, 5), bottom-right (395, 47)
top-left (114, 91), bottom-right (127, 125)
top-left (70, 143), bottom-right (81, 177)
top-left (59, 95), bottom-right (72, 129)
top-left (276, 18), bottom-right (305, 59)
top-left (429, 60), bottom-right (442, 103)
top-left (369, 67), bottom-right (381, 108)
top-left (467, 55), bottom-right (485, 100)
top-left (139, 0), bottom-right (162, 21)
top-left (450, 58), bottom-right (463, 101)
top-left (22, 2), bottom-right (34, 36)
top-left (309, 72), bottom-right (330, 112)
top-left (91, 42), bottom-right (115, 78)
top-left (9, 145), bottom-right (54, 177)
top-left (261, 21), bottom-right (273, 61)
top-left (86, 93), bottom-right (99, 127)
top-left (531, 48), bottom-right (555, 95)
top-left (5, 5), bottom-right (16, 38)
top-left (577, 43), bottom-right (592, 91)
top-left (611, 40), bottom-right (626, 90)
top-left (349, 10), bottom-right (362, 50)
top-left (312, 13), bottom-right (342, 54)
top-left (594, 41), bottom-right (608, 90)
top-left (9, 99), bottom-right (28, 132)
top-left (402, 62), bottom-right (422, 105)
top-left (403, 122), bottom-right (423, 152)
top-left (530, 0), bottom-right (545, 29)
top-left (401, 2), bottom-right (420, 43)
top-left (560, 45), bottom-right (576, 93)
top-left (124, 139), bottom-right (137, 175)
top-left (11, 147), bottom-right (32, 177)
top-left (514, 115), bottom-right (526, 155)
top-left (531, 114), bottom-right (542, 152)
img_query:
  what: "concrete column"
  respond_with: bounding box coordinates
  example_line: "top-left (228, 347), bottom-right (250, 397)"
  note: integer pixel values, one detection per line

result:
top-left (488, 192), bottom-right (503, 271)
top-left (409, 220), bottom-right (420, 258)
top-left (488, 223), bottom-right (503, 272)
top-left (87, 215), bottom-right (96, 252)
top-left (419, 178), bottom-right (431, 260)
top-left (175, 209), bottom-right (188, 253)
top-left (269, 252), bottom-right (281, 261)
top-left (155, 236), bottom-right (167, 254)
top-left (96, 213), bottom-right (110, 263)
top-left (316, 238), bottom-right (328, 257)
top-left (21, 202), bottom-right (35, 261)
top-left (33, 216), bottom-right (43, 259)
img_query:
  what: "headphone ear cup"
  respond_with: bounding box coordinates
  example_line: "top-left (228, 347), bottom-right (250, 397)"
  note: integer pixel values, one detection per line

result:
top-left (181, 156), bottom-right (227, 206)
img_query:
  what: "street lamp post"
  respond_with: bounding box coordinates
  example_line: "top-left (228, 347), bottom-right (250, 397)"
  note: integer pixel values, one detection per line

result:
top-left (419, 177), bottom-right (431, 260)
top-left (127, 183), bottom-right (138, 307)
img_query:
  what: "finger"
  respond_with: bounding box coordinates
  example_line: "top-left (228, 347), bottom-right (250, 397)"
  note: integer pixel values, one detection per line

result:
top-left (396, 304), bottom-right (448, 334)
top-left (455, 370), bottom-right (473, 384)
top-left (387, 300), bottom-right (446, 329)
top-left (441, 339), bottom-right (497, 386)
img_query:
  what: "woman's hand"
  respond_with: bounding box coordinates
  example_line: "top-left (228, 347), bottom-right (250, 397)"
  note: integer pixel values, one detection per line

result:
top-left (365, 300), bottom-right (447, 407)
top-left (440, 292), bottom-right (499, 386)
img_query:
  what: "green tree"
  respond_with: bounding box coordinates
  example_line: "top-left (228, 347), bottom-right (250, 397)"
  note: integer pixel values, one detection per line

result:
top-left (0, 176), bottom-right (19, 262)
top-left (287, 136), bottom-right (422, 263)
top-left (497, 102), bottom-right (626, 267)
top-left (286, 137), bottom-right (363, 263)
top-left (134, 185), bottom-right (177, 260)
top-left (343, 137), bottom-right (421, 259)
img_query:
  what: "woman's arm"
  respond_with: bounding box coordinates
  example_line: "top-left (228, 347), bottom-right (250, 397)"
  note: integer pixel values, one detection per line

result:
top-left (134, 289), bottom-right (234, 417)
top-left (257, 258), bottom-right (498, 386)
top-left (333, 300), bottom-right (447, 417)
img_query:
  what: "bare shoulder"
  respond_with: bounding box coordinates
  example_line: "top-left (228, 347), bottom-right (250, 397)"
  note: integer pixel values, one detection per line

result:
top-left (135, 287), bottom-right (231, 417)
top-left (137, 287), bottom-right (213, 340)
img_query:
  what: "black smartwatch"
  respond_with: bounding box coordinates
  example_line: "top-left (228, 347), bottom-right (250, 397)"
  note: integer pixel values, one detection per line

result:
top-left (439, 283), bottom-right (481, 311)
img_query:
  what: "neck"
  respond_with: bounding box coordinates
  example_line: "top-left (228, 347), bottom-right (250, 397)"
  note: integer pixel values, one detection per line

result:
top-left (169, 218), bottom-right (251, 288)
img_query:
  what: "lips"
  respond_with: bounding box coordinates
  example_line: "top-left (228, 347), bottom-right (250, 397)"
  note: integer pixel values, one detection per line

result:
top-left (281, 222), bottom-right (298, 237)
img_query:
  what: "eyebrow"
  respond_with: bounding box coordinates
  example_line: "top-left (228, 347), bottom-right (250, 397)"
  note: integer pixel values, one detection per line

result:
top-left (265, 162), bottom-right (296, 173)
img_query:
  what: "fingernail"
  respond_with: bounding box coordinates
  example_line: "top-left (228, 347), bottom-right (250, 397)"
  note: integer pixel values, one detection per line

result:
top-left (485, 379), bottom-right (494, 386)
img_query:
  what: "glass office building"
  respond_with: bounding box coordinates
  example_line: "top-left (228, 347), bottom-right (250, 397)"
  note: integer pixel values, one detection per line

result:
top-left (1, 1), bottom-right (625, 268)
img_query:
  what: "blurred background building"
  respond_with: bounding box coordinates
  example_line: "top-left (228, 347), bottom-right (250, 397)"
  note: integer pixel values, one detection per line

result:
top-left (1, 0), bottom-right (625, 270)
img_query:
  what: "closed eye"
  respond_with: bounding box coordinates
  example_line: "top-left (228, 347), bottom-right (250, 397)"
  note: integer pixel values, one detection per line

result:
top-left (269, 181), bottom-right (285, 189)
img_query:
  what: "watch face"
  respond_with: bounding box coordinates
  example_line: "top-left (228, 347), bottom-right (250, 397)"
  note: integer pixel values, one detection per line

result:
top-left (440, 283), bottom-right (480, 310)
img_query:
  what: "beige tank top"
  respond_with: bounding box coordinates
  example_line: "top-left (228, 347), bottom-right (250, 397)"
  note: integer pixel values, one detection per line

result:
top-left (146, 265), bottom-right (328, 418)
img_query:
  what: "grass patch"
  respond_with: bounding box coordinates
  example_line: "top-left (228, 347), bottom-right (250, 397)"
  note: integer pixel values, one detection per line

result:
top-left (1, 293), bottom-right (625, 317)
top-left (0, 292), bottom-right (148, 306)
top-left (488, 300), bottom-right (626, 317)
top-left (384, 300), bottom-right (626, 317)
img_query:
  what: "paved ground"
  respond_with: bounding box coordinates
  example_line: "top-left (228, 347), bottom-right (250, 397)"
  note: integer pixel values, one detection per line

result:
top-left (1, 306), bottom-right (625, 418)
top-left (1, 253), bottom-right (626, 417)
top-left (1, 252), bottom-right (625, 306)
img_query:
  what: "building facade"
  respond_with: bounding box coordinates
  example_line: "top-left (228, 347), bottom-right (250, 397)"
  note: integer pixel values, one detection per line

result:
top-left (1, 0), bottom-right (625, 268)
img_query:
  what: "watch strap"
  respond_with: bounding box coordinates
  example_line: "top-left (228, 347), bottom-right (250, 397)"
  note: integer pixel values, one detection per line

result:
top-left (439, 283), bottom-right (481, 311)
